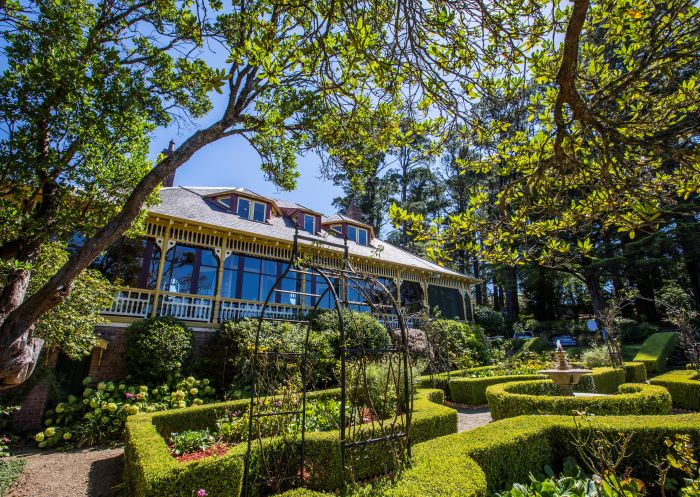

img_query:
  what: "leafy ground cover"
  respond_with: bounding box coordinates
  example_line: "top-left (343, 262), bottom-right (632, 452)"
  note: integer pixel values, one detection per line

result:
top-left (0, 459), bottom-right (25, 496)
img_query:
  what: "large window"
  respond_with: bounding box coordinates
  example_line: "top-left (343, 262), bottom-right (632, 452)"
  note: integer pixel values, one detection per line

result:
top-left (160, 244), bottom-right (218, 296)
top-left (221, 254), bottom-right (239, 298)
top-left (303, 214), bottom-right (315, 234)
top-left (221, 255), bottom-right (303, 303)
top-left (239, 256), bottom-right (277, 302)
top-left (237, 198), bottom-right (267, 222)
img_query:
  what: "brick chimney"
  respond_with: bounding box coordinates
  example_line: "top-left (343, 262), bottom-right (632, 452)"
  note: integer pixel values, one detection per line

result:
top-left (162, 140), bottom-right (176, 187)
top-left (343, 199), bottom-right (363, 222)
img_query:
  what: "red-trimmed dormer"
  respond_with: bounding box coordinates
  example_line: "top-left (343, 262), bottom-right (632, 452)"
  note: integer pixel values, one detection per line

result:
top-left (321, 214), bottom-right (373, 246)
top-left (204, 188), bottom-right (279, 223)
top-left (276, 199), bottom-right (322, 235)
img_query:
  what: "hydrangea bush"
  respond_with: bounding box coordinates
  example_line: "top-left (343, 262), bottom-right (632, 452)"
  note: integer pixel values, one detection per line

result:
top-left (34, 375), bottom-right (216, 448)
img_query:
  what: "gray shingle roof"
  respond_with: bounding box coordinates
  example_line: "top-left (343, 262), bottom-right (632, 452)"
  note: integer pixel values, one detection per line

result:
top-left (150, 187), bottom-right (476, 282)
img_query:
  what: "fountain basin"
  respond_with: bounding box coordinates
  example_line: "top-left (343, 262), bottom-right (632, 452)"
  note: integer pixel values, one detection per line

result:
top-left (536, 368), bottom-right (592, 395)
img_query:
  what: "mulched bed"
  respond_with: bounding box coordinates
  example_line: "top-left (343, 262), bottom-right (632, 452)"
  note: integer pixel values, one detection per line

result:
top-left (174, 443), bottom-right (232, 463)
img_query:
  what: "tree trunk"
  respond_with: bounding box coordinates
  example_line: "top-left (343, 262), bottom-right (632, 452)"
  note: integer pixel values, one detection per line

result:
top-left (0, 121), bottom-right (227, 388)
top-left (472, 258), bottom-right (483, 305)
top-left (583, 268), bottom-right (604, 323)
top-left (502, 266), bottom-right (519, 324)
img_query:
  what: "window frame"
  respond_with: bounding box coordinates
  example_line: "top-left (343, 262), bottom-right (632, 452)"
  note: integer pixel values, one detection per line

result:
top-left (303, 214), bottom-right (316, 234)
top-left (237, 197), bottom-right (267, 223)
top-left (357, 228), bottom-right (368, 246)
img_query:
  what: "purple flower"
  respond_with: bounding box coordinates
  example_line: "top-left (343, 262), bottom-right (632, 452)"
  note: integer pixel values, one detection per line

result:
top-left (125, 392), bottom-right (135, 399)
top-left (197, 489), bottom-right (207, 497)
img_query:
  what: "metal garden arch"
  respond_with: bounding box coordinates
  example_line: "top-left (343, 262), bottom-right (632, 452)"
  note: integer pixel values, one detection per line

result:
top-left (242, 228), bottom-right (412, 496)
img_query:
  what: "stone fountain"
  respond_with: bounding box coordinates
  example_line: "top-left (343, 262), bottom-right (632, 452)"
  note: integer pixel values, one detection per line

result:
top-left (537, 341), bottom-right (592, 396)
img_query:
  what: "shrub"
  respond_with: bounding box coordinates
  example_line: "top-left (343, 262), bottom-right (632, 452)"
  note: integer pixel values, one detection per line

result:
top-left (124, 388), bottom-right (456, 497)
top-left (474, 305), bottom-right (505, 337)
top-left (311, 309), bottom-right (390, 351)
top-left (649, 370), bottom-right (700, 411)
top-left (169, 429), bottom-right (215, 456)
top-left (580, 344), bottom-right (612, 368)
top-left (217, 319), bottom-right (337, 397)
top-left (422, 319), bottom-right (490, 368)
top-left (623, 361), bottom-right (647, 383)
top-left (633, 332), bottom-right (679, 374)
top-left (486, 380), bottom-right (672, 420)
top-left (125, 316), bottom-right (193, 382)
top-left (35, 375), bottom-right (215, 449)
top-left (449, 374), bottom-right (545, 405)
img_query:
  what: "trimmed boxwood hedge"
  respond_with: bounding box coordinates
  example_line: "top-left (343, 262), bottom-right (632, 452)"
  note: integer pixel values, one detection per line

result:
top-left (624, 361), bottom-right (648, 383)
top-left (574, 367), bottom-right (626, 394)
top-left (633, 332), bottom-right (679, 374)
top-left (649, 369), bottom-right (700, 411)
top-left (486, 380), bottom-right (672, 420)
top-left (124, 388), bottom-right (456, 497)
top-left (416, 365), bottom-right (499, 390)
top-left (281, 413), bottom-right (700, 497)
top-left (449, 374), bottom-right (545, 405)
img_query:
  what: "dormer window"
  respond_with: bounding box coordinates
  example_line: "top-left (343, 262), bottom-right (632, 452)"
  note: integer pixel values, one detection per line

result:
top-left (346, 225), bottom-right (369, 245)
top-left (330, 225), bottom-right (342, 234)
top-left (303, 214), bottom-right (315, 234)
top-left (219, 197), bottom-right (232, 209)
top-left (238, 198), bottom-right (266, 223)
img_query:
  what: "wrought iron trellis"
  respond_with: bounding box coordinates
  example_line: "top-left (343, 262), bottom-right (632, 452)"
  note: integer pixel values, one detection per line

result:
top-left (242, 228), bottom-right (412, 496)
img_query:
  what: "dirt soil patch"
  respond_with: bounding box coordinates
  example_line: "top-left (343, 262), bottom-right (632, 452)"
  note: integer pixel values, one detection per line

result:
top-left (6, 445), bottom-right (123, 497)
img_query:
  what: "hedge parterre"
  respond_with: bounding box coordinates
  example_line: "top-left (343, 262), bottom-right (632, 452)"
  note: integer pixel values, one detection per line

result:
top-left (124, 388), bottom-right (456, 497)
top-left (486, 380), bottom-right (672, 420)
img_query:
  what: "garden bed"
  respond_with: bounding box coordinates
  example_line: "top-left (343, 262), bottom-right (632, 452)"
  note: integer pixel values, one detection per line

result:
top-left (124, 388), bottom-right (456, 497)
top-left (485, 380), bottom-right (672, 420)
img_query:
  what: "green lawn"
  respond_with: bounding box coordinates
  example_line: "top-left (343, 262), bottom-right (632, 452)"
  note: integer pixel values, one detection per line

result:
top-left (0, 458), bottom-right (25, 496)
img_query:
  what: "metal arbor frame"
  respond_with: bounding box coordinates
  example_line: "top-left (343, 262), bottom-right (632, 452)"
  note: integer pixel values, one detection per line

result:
top-left (242, 229), bottom-right (412, 496)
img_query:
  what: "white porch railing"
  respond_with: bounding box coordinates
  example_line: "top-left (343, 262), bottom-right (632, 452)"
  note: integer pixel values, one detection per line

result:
top-left (106, 289), bottom-right (418, 328)
top-left (158, 293), bottom-right (213, 322)
top-left (219, 300), bottom-right (303, 322)
top-left (104, 290), bottom-right (153, 318)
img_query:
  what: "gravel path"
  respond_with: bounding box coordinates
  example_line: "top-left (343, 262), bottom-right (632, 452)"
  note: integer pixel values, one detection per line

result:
top-left (6, 445), bottom-right (124, 497)
top-left (454, 406), bottom-right (492, 432)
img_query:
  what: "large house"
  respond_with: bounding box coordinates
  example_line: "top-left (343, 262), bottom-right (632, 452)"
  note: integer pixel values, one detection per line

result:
top-left (101, 185), bottom-right (479, 329)
top-left (9, 182), bottom-right (480, 431)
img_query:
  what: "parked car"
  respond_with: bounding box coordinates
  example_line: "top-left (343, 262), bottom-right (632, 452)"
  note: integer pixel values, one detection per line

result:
top-left (550, 335), bottom-right (577, 347)
top-left (513, 331), bottom-right (535, 339)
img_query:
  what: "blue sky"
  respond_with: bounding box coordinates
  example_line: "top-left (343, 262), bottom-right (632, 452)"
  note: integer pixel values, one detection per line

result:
top-left (148, 98), bottom-right (343, 216)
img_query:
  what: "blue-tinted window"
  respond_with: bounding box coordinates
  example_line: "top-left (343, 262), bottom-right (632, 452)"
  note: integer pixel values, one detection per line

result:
top-left (237, 198), bottom-right (250, 219)
top-left (304, 215), bottom-right (315, 234)
top-left (347, 225), bottom-right (357, 243)
top-left (253, 202), bottom-right (266, 222)
top-left (221, 255), bottom-right (240, 298)
top-left (241, 272), bottom-right (260, 301)
top-left (160, 244), bottom-right (218, 295)
top-left (243, 256), bottom-right (261, 272)
top-left (358, 228), bottom-right (368, 246)
top-left (220, 197), bottom-right (232, 209)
